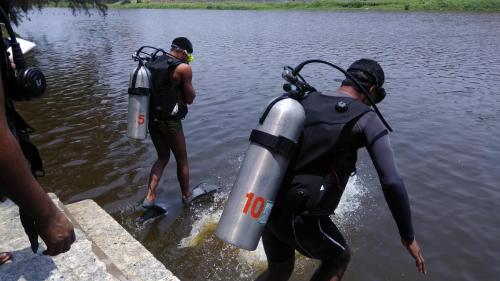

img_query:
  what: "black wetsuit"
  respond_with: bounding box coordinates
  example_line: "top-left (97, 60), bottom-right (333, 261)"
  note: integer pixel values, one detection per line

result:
top-left (262, 91), bottom-right (414, 266)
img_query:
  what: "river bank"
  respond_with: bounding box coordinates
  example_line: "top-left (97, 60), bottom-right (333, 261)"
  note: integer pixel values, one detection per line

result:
top-left (106, 0), bottom-right (500, 12)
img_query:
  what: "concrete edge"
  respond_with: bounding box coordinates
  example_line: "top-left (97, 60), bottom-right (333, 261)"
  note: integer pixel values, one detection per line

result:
top-left (48, 194), bottom-right (130, 280)
top-left (60, 195), bottom-right (179, 281)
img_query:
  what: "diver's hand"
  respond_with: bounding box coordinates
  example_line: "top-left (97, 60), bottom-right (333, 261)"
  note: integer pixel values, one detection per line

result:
top-left (36, 209), bottom-right (76, 256)
top-left (402, 238), bottom-right (426, 274)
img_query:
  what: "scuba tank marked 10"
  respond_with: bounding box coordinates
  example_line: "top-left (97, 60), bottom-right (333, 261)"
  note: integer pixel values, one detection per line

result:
top-left (126, 46), bottom-right (165, 140)
top-left (216, 60), bottom-right (393, 251)
top-left (215, 67), bottom-right (310, 251)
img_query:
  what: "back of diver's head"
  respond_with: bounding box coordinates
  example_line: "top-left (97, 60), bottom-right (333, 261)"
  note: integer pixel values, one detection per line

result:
top-left (341, 58), bottom-right (385, 92)
top-left (171, 37), bottom-right (193, 54)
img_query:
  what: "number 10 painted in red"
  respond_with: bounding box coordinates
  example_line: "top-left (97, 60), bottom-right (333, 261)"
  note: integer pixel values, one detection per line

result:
top-left (242, 192), bottom-right (266, 219)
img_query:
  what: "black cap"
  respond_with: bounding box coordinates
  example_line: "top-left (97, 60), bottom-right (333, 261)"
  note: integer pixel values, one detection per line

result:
top-left (171, 37), bottom-right (193, 54)
top-left (347, 58), bottom-right (385, 87)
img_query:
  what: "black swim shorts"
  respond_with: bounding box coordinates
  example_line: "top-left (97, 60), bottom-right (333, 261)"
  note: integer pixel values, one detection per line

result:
top-left (262, 205), bottom-right (347, 263)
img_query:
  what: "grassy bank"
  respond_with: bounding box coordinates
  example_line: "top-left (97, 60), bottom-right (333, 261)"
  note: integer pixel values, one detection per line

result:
top-left (106, 0), bottom-right (500, 12)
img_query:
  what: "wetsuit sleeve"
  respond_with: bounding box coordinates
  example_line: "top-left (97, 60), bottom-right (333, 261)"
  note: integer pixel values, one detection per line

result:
top-left (355, 112), bottom-right (415, 241)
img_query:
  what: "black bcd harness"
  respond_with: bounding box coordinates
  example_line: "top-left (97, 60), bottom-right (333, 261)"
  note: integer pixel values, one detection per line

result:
top-left (283, 93), bottom-right (372, 216)
top-left (147, 54), bottom-right (187, 121)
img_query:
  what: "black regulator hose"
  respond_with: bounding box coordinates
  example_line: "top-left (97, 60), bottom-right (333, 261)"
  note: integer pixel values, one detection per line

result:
top-left (134, 46), bottom-right (166, 62)
top-left (291, 59), bottom-right (393, 132)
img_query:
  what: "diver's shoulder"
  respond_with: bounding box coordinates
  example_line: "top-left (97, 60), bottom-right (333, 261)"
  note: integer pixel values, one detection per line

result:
top-left (176, 63), bottom-right (192, 72)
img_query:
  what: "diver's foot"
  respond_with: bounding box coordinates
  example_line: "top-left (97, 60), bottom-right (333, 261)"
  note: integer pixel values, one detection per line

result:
top-left (142, 197), bottom-right (155, 209)
top-left (0, 252), bottom-right (12, 265)
top-left (182, 192), bottom-right (193, 205)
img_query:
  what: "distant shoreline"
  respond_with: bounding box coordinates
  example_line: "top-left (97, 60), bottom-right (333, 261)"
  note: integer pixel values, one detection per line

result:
top-left (46, 0), bottom-right (500, 12)
top-left (103, 0), bottom-right (500, 12)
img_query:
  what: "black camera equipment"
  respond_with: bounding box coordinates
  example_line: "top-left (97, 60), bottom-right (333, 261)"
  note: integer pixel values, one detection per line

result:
top-left (0, 6), bottom-right (46, 101)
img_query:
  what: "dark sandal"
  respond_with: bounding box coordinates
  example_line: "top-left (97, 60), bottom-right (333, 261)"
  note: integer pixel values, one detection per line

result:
top-left (0, 252), bottom-right (12, 265)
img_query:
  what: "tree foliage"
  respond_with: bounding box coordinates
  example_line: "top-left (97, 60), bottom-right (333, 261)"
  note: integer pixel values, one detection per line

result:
top-left (3, 1), bottom-right (108, 24)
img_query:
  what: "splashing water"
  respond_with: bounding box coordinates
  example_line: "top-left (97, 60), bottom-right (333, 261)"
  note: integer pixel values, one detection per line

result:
top-left (179, 207), bottom-right (222, 248)
top-left (178, 174), bottom-right (367, 273)
top-left (334, 175), bottom-right (367, 220)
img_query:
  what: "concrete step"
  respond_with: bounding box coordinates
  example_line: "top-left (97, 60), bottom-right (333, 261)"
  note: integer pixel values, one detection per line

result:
top-left (0, 194), bottom-right (179, 281)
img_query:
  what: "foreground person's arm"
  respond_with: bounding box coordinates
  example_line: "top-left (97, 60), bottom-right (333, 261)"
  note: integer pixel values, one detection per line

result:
top-left (0, 71), bottom-right (75, 256)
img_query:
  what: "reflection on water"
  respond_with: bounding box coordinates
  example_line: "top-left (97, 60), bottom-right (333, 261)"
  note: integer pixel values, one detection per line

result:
top-left (15, 9), bottom-right (500, 281)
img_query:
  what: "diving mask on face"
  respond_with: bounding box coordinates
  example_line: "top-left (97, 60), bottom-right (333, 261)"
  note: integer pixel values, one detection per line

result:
top-left (171, 44), bottom-right (194, 63)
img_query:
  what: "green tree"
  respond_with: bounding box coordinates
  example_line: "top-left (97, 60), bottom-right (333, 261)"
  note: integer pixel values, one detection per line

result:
top-left (3, 0), bottom-right (108, 24)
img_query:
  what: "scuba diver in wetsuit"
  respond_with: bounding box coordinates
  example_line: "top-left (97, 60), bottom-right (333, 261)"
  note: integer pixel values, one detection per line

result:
top-left (142, 37), bottom-right (196, 208)
top-left (256, 59), bottom-right (425, 281)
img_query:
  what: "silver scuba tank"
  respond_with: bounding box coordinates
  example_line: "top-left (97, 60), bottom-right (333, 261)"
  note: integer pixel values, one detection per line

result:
top-left (127, 63), bottom-right (151, 140)
top-left (216, 97), bottom-right (306, 251)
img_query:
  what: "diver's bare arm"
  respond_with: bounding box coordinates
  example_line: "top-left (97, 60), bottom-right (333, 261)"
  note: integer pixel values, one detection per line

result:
top-left (177, 64), bottom-right (196, 104)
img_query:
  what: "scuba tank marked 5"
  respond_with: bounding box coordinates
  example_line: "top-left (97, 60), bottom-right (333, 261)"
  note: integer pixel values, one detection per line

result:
top-left (127, 62), bottom-right (151, 139)
top-left (126, 46), bottom-right (165, 140)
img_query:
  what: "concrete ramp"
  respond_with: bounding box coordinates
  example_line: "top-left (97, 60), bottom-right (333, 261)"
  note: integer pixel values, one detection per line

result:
top-left (0, 194), bottom-right (179, 281)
